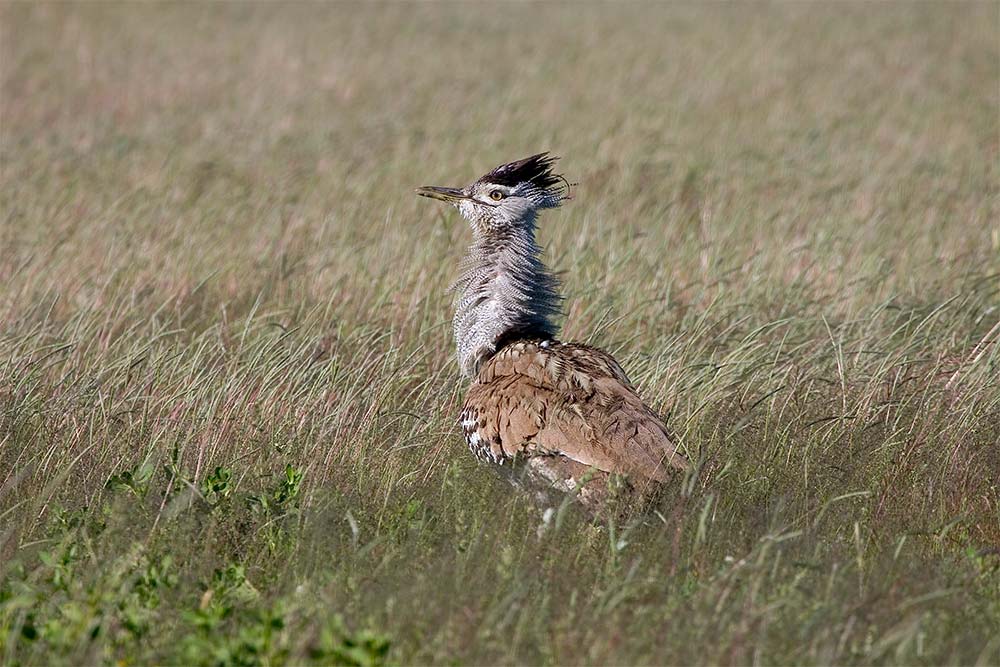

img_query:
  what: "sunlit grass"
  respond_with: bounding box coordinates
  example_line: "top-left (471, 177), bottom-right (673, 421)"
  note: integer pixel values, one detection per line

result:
top-left (1, 3), bottom-right (998, 665)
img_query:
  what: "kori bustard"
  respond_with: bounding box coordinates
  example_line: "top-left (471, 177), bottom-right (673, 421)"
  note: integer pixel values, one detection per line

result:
top-left (417, 153), bottom-right (688, 511)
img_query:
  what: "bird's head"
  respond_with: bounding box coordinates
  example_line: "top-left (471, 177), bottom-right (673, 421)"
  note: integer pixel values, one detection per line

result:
top-left (416, 152), bottom-right (570, 233)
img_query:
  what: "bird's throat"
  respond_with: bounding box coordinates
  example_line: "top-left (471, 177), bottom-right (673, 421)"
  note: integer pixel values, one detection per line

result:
top-left (452, 226), bottom-right (562, 377)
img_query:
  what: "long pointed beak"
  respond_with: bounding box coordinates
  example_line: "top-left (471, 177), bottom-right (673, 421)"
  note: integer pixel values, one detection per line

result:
top-left (415, 186), bottom-right (466, 203)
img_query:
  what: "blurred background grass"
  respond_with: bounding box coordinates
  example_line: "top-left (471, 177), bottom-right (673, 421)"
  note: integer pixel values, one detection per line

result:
top-left (1, 3), bottom-right (998, 665)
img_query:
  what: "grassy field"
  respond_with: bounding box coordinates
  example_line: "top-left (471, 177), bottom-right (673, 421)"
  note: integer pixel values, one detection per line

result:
top-left (2, 3), bottom-right (999, 665)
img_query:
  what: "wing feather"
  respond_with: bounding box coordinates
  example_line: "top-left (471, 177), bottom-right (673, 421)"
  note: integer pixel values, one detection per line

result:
top-left (461, 341), bottom-right (688, 480)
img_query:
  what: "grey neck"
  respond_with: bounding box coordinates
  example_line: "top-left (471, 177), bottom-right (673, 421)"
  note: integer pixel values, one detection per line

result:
top-left (451, 218), bottom-right (561, 377)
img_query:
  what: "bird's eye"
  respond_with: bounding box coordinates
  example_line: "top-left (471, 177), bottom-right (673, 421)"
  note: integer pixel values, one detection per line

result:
top-left (489, 190), bottom-right (505, 201)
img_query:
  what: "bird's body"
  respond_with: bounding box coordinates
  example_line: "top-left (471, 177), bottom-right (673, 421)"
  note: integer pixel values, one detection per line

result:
top-left (417, 153), bottom-right (687, 511)
top-left (461, 339), bottom-right (687, 510)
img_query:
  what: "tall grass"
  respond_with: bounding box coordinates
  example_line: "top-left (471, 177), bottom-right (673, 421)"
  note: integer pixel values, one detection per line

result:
top-left (1, 3), bottom-right (998, 664)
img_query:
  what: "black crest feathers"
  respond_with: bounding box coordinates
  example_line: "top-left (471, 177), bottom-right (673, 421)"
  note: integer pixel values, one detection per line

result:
top-left (478, 153), bottom-right (562, 190)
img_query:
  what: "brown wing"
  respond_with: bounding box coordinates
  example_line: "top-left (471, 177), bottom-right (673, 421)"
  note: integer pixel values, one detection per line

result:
top-left (460, 340), bottom-right (688, 481)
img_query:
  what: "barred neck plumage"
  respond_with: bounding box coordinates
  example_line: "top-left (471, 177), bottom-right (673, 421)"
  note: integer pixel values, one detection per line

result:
top-left (451, 217), bottom-right (562, 377)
